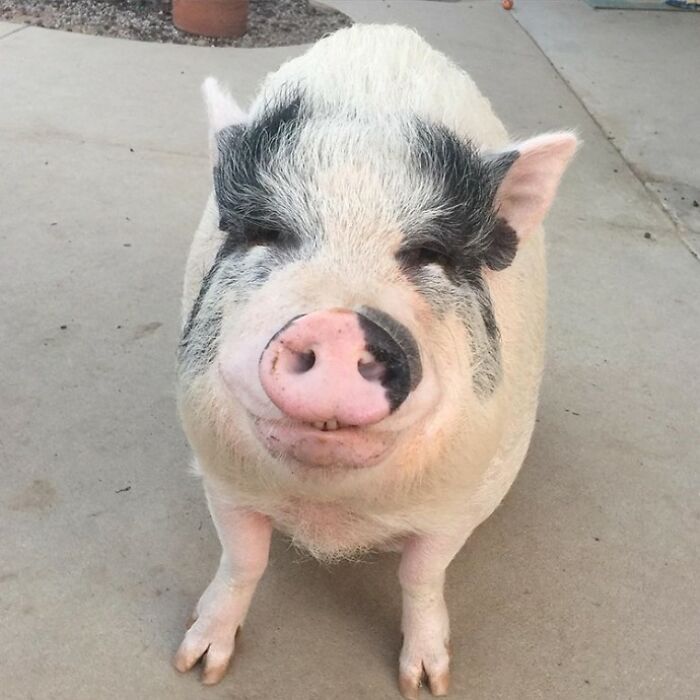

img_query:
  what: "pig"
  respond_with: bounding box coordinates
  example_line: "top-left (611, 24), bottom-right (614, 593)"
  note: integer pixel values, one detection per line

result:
top-left (173, 23), bottom-right (577, 698)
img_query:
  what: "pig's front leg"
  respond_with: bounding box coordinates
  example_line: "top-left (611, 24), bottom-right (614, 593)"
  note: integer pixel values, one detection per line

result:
top-left (174, 485), bottom-right (272, 685)
top-left (398, 532), bottom-right (470, 699)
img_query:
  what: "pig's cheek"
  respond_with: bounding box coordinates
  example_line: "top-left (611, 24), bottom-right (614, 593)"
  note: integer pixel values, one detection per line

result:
top-left (378, 345), bottom-right (441, 434)
top-left (400, 360), bottom-right (442, 428)
top-left (216, 335), bottom-right (279, 419)
top-left (419, 333), bottom-right (468, 420)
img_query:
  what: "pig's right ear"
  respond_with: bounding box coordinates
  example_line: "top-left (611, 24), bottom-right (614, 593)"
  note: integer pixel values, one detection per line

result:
top-left (202, 77), bottom-right (247, 161)
top-left (488, 132), bottom-right (579, 243)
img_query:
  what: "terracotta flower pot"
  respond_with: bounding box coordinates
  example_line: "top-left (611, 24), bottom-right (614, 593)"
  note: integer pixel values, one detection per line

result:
top-left (172, 0), bottom-right (249, 39)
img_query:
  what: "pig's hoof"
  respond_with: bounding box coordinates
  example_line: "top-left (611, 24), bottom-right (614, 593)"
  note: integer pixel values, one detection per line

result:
top-left (173, 578), bottom-right (251, 685)
top-left (398, 640), bottom-right (451, 698)
top-left (173, 611), bottom-right (240, 685)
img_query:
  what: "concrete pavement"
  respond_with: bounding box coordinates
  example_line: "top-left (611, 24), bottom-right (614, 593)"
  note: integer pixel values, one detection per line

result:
top-left (513, 0), bottom-right (700, 254)
top-left (1, 1), bottom-right (698, 698)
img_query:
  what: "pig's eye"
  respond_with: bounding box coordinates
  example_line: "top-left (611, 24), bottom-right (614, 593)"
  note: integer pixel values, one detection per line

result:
top-left (398, 245), bottom-right (452, 270)
top-left (246, 224), bottom-right (281, 247)
top-left (219, 218), bottom-right (283, 249)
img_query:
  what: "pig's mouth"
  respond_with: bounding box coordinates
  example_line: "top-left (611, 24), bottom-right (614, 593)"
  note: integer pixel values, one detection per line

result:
top-left (250, 416), bottom-right (397, 470)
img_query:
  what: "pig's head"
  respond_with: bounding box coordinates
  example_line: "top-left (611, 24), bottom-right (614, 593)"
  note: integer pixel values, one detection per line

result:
top-left (178, 78), bottom-right (577, 484)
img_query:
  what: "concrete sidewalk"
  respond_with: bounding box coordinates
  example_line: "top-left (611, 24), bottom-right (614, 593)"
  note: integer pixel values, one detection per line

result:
top-left (1, 1), bottom-right (698, 699)
top-left (513, 0), bottom-right (700, 254)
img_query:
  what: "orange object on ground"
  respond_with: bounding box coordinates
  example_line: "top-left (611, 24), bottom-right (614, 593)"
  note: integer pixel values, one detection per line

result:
top-left (173, 0), bottom-right (249, 38)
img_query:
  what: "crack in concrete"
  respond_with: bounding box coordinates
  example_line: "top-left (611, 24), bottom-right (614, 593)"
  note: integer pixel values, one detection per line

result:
top-left (510, 9), bottom-right (699, 264)
top-left (0, 125), bottom-right (207, 161)
top-left (0, 23), bottom-right (28, 40)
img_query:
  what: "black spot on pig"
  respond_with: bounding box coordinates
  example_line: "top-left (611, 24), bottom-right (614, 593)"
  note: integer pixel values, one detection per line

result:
top-left (179, 246), bottom-right (277, 376)
top-left (488, 150), bottom-right (519, 184)
top-left (399, 121), bottom-right (522, 396)
top-left (214, 89), bottom-right (307, 241)
top-left (357, 307), bottom-right (422, 411)
top-left (179, 252), bottom-right (236, 374)
top-left (484, 218), bottom-right (518, 271)
top-left (455, 274), bottom-right (502, 397)
top-left (181, 253), bottom-right (225, 347)
top-left (214, 90), bottom-right (313, 261)
top-left (402, 120), bottom-right (520, 283)
top-left (178, 307), bottom-right (222, 376)
top-left (470, 276), bottom-right (500, 347)
top-left (179, 88), bottom-right (319, 379)
top-left (249, 94), bottom-right (303, 150)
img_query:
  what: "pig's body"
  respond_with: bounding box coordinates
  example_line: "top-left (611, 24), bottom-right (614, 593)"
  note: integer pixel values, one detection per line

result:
top-left (175, 24), bottom-right (575, 698)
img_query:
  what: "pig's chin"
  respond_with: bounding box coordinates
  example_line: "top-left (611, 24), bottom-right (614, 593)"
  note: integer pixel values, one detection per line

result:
top-left (251, 417), bottom-right (396, 470)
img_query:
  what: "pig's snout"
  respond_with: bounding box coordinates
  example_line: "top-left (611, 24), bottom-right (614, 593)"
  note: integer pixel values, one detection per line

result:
top-left (258, 308), bottom-right (420, 427)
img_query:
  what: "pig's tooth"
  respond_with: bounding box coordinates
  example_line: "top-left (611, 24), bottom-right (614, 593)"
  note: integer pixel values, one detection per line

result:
top-left (313, 421), bottom-right (325, 430)
top-left (326, 419), bottom-right (338, 431)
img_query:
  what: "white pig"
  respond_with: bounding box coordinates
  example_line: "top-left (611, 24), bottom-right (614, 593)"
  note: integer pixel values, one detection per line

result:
top-left (174, 23), bottom-right (577, 698)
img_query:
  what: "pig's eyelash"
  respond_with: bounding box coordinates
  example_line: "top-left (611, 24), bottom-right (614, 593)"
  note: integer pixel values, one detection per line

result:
top-left (396, 243), bottom-right (453, 270)
top-left (244, 224), bottom-right (282, 247)
top-left (218, 217), bottom-right (286, 249)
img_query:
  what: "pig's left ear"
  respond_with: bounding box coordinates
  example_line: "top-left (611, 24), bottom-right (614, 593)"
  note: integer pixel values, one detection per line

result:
top-left (202, 77), bottom-right (247, 159)
top-left (489, 132), bottom-right (579, 243)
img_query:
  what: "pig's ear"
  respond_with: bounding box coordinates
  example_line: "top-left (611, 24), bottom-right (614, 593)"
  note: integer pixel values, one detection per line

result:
top-left (489, 132), bottom-right (579, 243)
top-left (202, 77), bottom-right (247, 159)
top-left (202, 77), bottom-right (247, 131)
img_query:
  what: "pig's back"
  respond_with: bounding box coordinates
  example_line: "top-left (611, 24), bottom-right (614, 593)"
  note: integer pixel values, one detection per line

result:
top-left (251, 24), bottom-right (509, 150)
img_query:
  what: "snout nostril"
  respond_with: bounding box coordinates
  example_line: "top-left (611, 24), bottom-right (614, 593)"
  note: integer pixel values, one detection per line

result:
top-left (292, 349), bottom-right (316, 373)
top-left (357, 353), bottom-right (385, 382)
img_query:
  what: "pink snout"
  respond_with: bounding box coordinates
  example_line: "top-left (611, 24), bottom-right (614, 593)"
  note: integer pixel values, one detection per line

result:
top-left (259, 309), bottom-right (413, 427)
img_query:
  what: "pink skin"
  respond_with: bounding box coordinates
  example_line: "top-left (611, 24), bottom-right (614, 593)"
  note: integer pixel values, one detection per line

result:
top-left (398, 532), bottom-right (473, 699)
top-left (259, 309), bottom-right (390, 426)
top-left (254, 418), bottom-right (396, 469)
top-left (173, 494), bottom-right (468, 694)
top-left (174, 494), bottom-right (272, 685)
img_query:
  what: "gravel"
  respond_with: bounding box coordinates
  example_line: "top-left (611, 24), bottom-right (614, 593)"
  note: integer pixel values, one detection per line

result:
top-left (0, 1), bottom-right (352, 47)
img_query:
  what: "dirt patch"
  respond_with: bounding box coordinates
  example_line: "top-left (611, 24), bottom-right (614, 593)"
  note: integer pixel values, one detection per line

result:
top-left (0, 1), bottom-right (352, 47)
top-left (8, 479), bottom-right (57, 512)
top-left (132, 321), bottom-right (162, 340)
